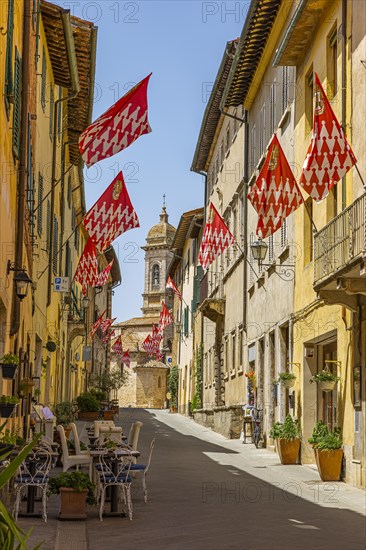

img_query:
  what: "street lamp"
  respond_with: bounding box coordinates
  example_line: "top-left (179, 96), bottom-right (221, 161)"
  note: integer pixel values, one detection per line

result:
top-left (249, 240), bottom-right (295, 281)
top-left (7, 261), bottom-right (32, 301)
top-left (82, 296), bottom-right (90, 309)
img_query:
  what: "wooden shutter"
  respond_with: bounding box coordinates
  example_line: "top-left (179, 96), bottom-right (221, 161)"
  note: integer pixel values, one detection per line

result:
top-left (37, 174), bottom-right (43, 235)
top-left (41, 47), bottom-right (46, 110)
top-left (49, 85), bottom-right (54, 139)
top-left (12, 48), bottom-right (22, 159)
top-left (53, 215), bottom-right (58, 274)
top-left (4, 0), bottom-right (14, 118)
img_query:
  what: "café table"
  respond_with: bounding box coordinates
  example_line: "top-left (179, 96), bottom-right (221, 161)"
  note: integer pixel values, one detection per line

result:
top-left (89, 448), bottom-right (140, 516)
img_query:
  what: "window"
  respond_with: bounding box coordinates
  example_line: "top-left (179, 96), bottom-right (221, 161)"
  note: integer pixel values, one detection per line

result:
top-left (250, 125), bottom-right (256, 174)
top-left (37, 174), bottom-right (43, 235)
top-left (304, 197), bottom-right (313, 265)
top-left (269, 81), bottom-right (276, 136)
top-left (259, 105), bottom-right (266, 157)
top-left (49, 85), bottom-right (54, 139)
top-left (67, 175), bottom-right (72, 209)
top-left (41, 47), bottom-right (46, 111)
top-left (183, 306), bottom-right (189, 337)
top-left (225, 337), bottom-right (229, 373)
top-left (46, 200), bottom-right (51, 249)
top-left (327, 24), bottom-right (338, 99)
top-left (280, 218), bottom-right (287, 249)
top-left (282, 67), bottom-right (290, 114)
top-left (305, 68), bottom-right (314, 135)
top-left (12, 48), bottom-right (22, 159)
top-left (231, 331), bottom-right (236, 372)
top-left (268, 234), bottom-right (274, 263)
top-left (53, 216), bottom-right (58, 274)
top-left (65, 242), bottom-right (71, 277)
top-left (152, 264), bottom-right (160, 286)
top-left (239, 328), bottom-right (243, 367)
top-left (57, 86), bottom-right (62, 139)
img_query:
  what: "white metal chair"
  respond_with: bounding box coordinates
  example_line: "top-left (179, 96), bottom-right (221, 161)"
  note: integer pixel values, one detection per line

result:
top-left (94, 421), bottom-right (115, 438)
top-left (99, 426), bottom-right (123, 445)
top-left (96, 449), bottom-right (134, 521)
top-left (127, 421), bottom-right (143, 462)
top-left (130, 438), bottom-right (155, 503)
top-left (57, 425), bottom-right (93, 479)
top-left (13, 448), bottom-right (52, 522)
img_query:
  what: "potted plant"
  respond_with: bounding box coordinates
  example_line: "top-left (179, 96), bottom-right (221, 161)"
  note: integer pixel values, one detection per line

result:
top-left (0, 395), bottom-right (19, 418)
top-left (48, 471), bottom-right (95, 519)
top-left (76, 392), bottom-right (100, 421)
top-left (19, 378), bottom-right (34, 394)
top-left (0, 353), bottom-right (20, 380)
top-left (310, 369), bottom-right (340, 392)
top-left (309, 424), bottom-right (343, 481)
top-left (278, 372), bottom-right (296, 388)
top-left (245, 369), bottom-right (256, 388)
top-left (269, 415), bottom-right (301, 465)
top-left (55, 401), bottom-right (74, 438)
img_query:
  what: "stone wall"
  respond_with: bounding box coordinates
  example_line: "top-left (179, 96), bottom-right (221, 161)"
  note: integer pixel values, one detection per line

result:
top-left (135, 367), bottom-right (167, 408)
top-left (193, 405), bottom-right (243, 439)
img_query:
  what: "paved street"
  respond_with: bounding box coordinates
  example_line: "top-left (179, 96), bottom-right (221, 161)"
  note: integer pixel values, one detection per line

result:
top-left (19, 409), bottom-right (366, 550)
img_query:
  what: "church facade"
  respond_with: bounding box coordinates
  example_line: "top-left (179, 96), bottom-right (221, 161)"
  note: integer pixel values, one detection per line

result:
top-left (114, 207), bottom-right (176, 408)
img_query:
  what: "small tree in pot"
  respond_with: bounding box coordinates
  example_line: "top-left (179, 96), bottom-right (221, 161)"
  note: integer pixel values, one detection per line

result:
top-left (270, 415), bottom-right (301, 465)
top-left (48, 471), bottom-right (95, 519)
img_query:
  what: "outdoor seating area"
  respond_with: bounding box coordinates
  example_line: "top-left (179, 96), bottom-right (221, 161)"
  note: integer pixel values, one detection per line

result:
top-left (1, 415), bottom-right (155, 527)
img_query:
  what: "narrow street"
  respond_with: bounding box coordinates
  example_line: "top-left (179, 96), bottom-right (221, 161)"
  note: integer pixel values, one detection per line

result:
top-left (86, 409), bottom-right (366, 550)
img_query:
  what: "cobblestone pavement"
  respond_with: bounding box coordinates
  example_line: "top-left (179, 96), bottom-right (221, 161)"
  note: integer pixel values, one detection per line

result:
top-left (18, 408), bottom-right (366, 549)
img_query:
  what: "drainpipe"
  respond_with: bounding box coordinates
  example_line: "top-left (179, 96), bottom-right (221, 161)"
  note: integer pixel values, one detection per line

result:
top-left (341, 0), bottom-right (347, 210)
top-left (242, 109), bottom-right (249, 334)
top-left (10, 1), bottom-right (31, 337)
top-left (47, 9), bottom-right (80, 306)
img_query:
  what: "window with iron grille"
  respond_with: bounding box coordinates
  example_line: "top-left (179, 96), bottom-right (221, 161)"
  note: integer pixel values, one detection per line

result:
top-left (4, 0), bottom-right (14, 118)
top-left (53, 216), bottom-right (58, 274)
top-left (12, 49), bottom-right (22, 159)
top-left (37, 174), bottom-right (43, 236)
top-left (41, 47), bottom-right (46, 111)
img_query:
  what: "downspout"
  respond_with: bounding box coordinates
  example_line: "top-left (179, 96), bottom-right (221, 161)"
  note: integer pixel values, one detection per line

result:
top-left (242, 109), bottom-right (249, 333)
top-left (47, 10), bottom-right (80, 306)
top-left (10, 1), bottom-right (31, 337)
top-left (341, 0), bottom-right (347, 210)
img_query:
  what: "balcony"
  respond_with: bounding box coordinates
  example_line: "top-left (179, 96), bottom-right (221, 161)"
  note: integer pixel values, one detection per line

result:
top-left (199, 271), bottom-right (225, 323)
top-left (313, 193), bottom-right (366, 311)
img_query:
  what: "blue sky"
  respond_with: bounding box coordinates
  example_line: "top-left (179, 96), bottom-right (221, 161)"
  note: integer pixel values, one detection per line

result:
top-left (58, 1), bottom-right (246, 321)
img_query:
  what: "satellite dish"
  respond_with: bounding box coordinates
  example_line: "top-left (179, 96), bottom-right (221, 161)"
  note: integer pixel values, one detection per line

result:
top-left (45, 340), bottom-right (56, 353)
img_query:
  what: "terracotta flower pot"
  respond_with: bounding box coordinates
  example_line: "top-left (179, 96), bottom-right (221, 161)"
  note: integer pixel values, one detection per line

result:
top-left (103, 410), bottom-right (115, 421)
top-left (315, 448), bottom-right (343, 481)
top-left (77, 411), bottom-right (99, 421)
top-left (59, 488), bottom-right (88, 519)
top-left (276, 438), bottom-right (301, 465)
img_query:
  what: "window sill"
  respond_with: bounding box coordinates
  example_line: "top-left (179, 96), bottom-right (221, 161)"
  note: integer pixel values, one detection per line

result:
top-left (278, 107), bottom-right (291, 130)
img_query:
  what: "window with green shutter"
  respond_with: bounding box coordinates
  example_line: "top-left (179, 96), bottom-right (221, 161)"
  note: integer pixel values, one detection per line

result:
top-left (49, 85), bottom-right (54, 140)
top-left (37, 174), bottom-right (43, 236)
top-left (53, 215), bottom-right (58, 274)
top-left (12, 48), bottom-right (22, 159)
top-left (183, 307), bottom-right (189, 337)
top-left (4, 0), bottom-right (14, 118)
top-left (35, 0), bottom-right (40, 69)
top-left (46, 200), bottom-right (51, 249)
top-left (41, 47), bottom-right (46, 110)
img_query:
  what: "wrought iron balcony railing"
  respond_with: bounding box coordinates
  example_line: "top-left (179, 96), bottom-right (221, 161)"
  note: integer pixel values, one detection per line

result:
top-left (314, 193), bottom-right (366, 286)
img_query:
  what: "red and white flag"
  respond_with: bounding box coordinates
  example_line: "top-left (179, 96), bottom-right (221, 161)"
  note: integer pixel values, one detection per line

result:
top-left (141, 335), bottom-right (155, 356)
top-left (166, 276), bottom-right (182, 301)
top-left (95, 260), bottom-right (114, 288)
top-left (121, 350), bottom-right (130, 368)
top-left (102, 330), bottom-right (115, 344)
top-left (112, 336), bottom-right (124, 356)
top-left (300, 73), bottom-right (357, 201)
top-left (99, 317), bottom-right (117, 334)
top-left (152, 324), bottom-right (162, 344)
top-left (158, 301), bottom-right (173, 333)
top-left (79, 74), bottom-right (152, 167)
top-left (198, 203), bottom-right (235, 270)
top-left (248, 134), bottom-right (304, 238)
top-left (74, 238), bottom-right (99, 295)
top-left (83, 171), bottom-right (140, 253)
top-left (90, 309), bottom-right (107, 340)
top-left (155, 350), bottom-right (164, 362)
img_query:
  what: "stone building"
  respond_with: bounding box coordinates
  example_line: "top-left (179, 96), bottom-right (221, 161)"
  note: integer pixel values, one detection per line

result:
top-left (114, 206), bottom-right (176, 408)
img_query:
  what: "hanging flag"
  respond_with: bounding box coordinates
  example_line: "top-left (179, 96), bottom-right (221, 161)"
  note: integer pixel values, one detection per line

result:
top-left (198, 203), bottom-right (235, 270)
top-left (141, 335), bottom-right (155, 356)
top-left (79, 74), bottom-right (152, 167)
top-left (112, 336), bottom-right (124, 356)
top-left (83, 171), bottom-right (140, 253)
top-left (300, 73), bottom-right (357, 201)
top-left (102, 330), bottom-right (115, 345)
top-left (99, 317), bottom-right (117, 334)
top-left (155, 350), bottom-right (164, 362)
top-left (90, 309), bottom-right (107, 340)
top-left (95, 260), bottom-right (114, 288)
top-left (248, 134), bottom-right (304, 238)
top-left (166, 276), bottom-right (182, 301)
top-left (121, 350), bottom-right (130, 368)
top-left (74, 238), bottom-right (99, 295)
top-left (158, 301), bottom-right (173, 333)
top-left (152, 324), bottom-right (162, 344)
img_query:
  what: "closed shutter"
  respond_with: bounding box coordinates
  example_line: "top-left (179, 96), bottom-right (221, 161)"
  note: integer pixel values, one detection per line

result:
top-left (4, 0), bottom-right (14, 117)
top-left (12, 48), bottom-right (22, 159)
top-left (46, 200), bottom-right (51, 249)
top-left (37, 174), bottom-right (43, 235)
top-left (53, 216), bottom-right (58, 274)
top-left (183, 307), bottom-right (189, 337)
top-left (49, 85), bottom-right (54, 139)
top-left (41, 47), bottom-right (46, 110)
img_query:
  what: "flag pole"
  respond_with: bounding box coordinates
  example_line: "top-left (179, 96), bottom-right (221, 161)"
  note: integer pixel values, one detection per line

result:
top-left (355, 164), bottom-right (366, 189)
top-left (234, 241), bottom-right (267, 291)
